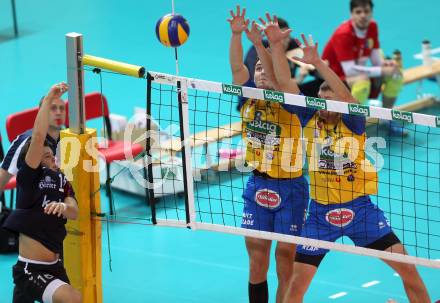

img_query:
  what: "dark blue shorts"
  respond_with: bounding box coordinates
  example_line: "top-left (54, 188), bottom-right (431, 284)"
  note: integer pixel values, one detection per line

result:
top-left (241, 175), bottom-right (309, 236)
top-left (297, 195), bottom-right (392, 256)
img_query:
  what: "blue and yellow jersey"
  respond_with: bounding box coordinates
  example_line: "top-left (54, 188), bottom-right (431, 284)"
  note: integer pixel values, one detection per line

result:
top-left (240, 98), bottom-right (312, 179)
top-left (303, 113), bottom-right (378, 204)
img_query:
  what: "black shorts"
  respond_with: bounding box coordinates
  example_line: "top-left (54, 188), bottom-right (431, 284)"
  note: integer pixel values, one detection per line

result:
top-left (295, 232), bottom-right (401, 267)
top-left (12, 258), bottom-right (70, 303)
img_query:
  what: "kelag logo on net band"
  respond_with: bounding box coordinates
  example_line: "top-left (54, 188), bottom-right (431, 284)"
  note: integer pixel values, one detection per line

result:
top-left (306, 96), bottom-right (327, 110)
top-left (436, 116), bottom-right (440, 127)
top-left (348, 104), bottom-right (370, 116)
top-left (263, 90), bottom-right (285, 103)
top-left (391, 110), bottom-right (413, 123)
top-left (222, 84), bottom-right (243, 97)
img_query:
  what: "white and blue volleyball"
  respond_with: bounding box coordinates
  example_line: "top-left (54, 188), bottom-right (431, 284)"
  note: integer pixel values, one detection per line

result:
top-left (155, 14), bottom-right (190, 47)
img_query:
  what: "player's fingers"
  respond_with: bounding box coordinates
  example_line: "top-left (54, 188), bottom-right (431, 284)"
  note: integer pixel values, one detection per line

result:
top-left (45, 203), bottom-right (55, 214)
top-left (301, 33), bottom-right (309, 46)
top-left (292, 56), bottom-right (306, 63)
top-left (265, 12), bottom-right (272, 23)
top-left (57, 205), bottom-right (63, 217)
top-left (50, 204), bottom-right (59, 215)
top-left (308, 34), bottom-right (315, 46)
top-left (282, 29), bottom-right (292, 36)
top-left (258, 17), bottom-right (266, 26)
top-left (51, 204), bottom-right (59, 216)
top-left (241, 8), bottom-right (246, 17)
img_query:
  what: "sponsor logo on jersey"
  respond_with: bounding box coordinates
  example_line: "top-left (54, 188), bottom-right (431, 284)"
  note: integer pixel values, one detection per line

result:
top-left (265, 152), bottom-right (274, 160)
top-left (255, 189), bottom-right (281, 209)
top-left (306, 97), bottom-right (327, 110)
top-left (391, 110), bottom-right (413, 123)
top-left (39, 176), bottom-right (57, 190)
top-left (222, 84), bottom-right (243, 97)
top-left (247, 120), bottom-right (281, 136)
top-left (348, 104), bottom-right (370, 116)
top-left (263, 90), bottom-right (285, 103)
top-left (325, 208), bottom-right (355, 227)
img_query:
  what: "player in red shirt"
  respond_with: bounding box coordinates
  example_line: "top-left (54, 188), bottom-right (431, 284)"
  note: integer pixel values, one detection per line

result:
top-left (322, 0), bottom-right (405, 135)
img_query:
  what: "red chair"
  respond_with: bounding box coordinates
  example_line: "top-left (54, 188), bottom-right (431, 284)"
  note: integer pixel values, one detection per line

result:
top-left (0, 133), bottom-right (17, 209)
top-left (6, 106), bottom-right (39, 143)
top-left (65, 92), bottom-right (144, 214)
top-left (4, 104), bottom-right (66, 208)
top-left (4, 106), bottom-right (40, 209)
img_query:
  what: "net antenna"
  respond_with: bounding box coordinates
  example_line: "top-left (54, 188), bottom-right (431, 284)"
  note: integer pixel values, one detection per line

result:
top-left (172, 0), bottom-right (180, 76)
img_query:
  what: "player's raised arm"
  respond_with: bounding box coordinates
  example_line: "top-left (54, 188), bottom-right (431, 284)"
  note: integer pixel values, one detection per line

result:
top-left (26, 83), bottom-right (68, 169)
top-left (265, 15), bottom-right (300, 94)
top-left (228, 5), bottom-right (250, 85)
top-left (244, 19), bottom-right (278, 90)
top-left (293, 34), bottom-right (357, 103)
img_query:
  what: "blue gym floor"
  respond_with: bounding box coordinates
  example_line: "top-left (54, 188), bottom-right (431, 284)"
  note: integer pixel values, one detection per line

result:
top-left (1, 0), bottom-right (440, 302)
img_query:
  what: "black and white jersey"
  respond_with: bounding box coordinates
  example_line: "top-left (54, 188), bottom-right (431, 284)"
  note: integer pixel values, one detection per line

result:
top-left (0, 130), bottom-right (59, 175)
top-left (3, 162), bottom-right (76, 254)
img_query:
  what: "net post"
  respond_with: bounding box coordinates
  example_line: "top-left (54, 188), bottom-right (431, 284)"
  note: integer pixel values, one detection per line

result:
top-left (66, 32), bottom-right (86, 134)
top-left (146, 72), bottom-right (157, 224)
top-left (64, 32), bottom-right (102, 303)
top-left (177, 80), bottom-right (196, 226)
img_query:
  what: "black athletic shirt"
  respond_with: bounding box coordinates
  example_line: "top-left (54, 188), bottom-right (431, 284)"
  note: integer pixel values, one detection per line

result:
top-left (3, 162), bottom-right (76, 254)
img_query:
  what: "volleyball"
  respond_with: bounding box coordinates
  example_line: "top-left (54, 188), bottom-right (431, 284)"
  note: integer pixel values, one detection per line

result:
top-left (155, 14), bottom-right (190, 47)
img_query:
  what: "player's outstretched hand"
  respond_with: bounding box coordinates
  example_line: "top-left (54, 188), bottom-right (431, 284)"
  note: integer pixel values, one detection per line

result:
top-left (261, 13), bottom-right (292, 46)
top-left (245, 21), bottom-right (264, 45)
top-left (47, 82), bottom-right (68, 100)
top-left (292, 34), bottom-right (320, 66)
top-left (227, 5), bottom-right (249, 35)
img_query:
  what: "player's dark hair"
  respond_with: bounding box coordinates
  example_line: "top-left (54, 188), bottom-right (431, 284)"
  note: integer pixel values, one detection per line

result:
top-left (350, 0), bottom-right (373, 11)
top-left (18, 138), bottom-right (52, 168)
top-left (277, 17), bottom-right (289, 29)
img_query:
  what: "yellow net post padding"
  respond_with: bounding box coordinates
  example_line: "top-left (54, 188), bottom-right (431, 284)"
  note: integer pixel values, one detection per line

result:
top-left (61, 129), bottom-right (102, 302)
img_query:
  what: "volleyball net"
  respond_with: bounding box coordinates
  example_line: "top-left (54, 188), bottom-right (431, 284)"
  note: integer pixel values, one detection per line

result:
top-left (63, 36), bottom-right (440, 280)
top-left (138, 71), bottom-right (440, 269)
top-left (57, 31), bottom-right (440, 303)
